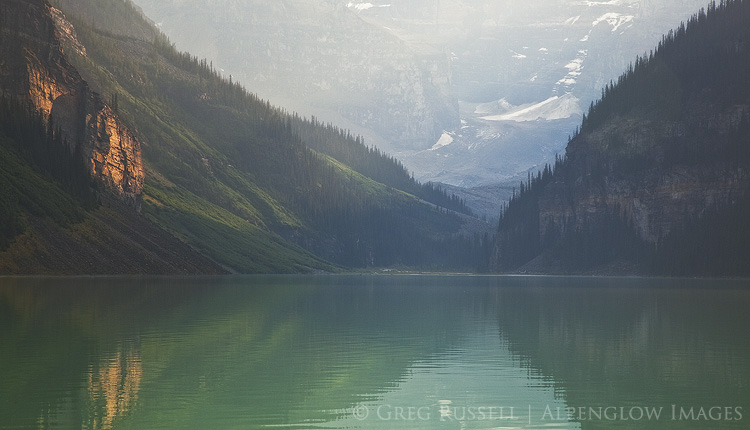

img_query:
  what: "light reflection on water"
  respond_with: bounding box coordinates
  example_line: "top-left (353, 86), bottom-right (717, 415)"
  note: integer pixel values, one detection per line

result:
top-left (0, 275), bottom-right (749, 429)
top-left (85, 343), bottom-right (142, 430)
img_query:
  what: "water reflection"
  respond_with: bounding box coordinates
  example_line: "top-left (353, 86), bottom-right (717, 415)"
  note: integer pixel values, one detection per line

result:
top-left (86, 343), bottom-right (142, 430)
top-left (0, 276), bottom-right (748, 429)
top-left (494, 276), bottom-right (750, 429)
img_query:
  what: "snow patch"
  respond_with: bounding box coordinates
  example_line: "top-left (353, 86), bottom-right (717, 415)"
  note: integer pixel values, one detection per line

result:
top-left (556, 77), bottom-right (577, 86)
top-left (556, 50), bottom-right (587, 88)
top-left (580, 0), bottom-right (624, 6)
top-left (565, 59), bottom-right (584, 74)
top-left (480, 94), bottom-right (582, 122)
top-left (565, 16), bottom-right (581, 25)
top-left (474, 98), bottom-right (514, 115)
top-left (510, 49), bottom-right (526, 59)
top-left (346, 2), bottom-right (391, 12)
top-left (430, 132), bottom-right (454, 150)
top-left (593, 13), bottom-right (634, 32)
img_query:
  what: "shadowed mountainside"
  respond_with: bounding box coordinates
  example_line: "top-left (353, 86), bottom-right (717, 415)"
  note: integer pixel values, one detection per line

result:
top-left (491, 0), bottom-right (750, 276)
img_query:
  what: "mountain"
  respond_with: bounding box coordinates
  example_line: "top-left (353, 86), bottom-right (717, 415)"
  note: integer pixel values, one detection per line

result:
top-left (490, 0), bottom-right (750, 276)
top-left (0, 0), bottom-right (490, 274)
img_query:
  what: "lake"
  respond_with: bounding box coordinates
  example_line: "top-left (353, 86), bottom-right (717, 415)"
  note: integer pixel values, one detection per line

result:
top-left (1, 275), bottom-right (749, 429)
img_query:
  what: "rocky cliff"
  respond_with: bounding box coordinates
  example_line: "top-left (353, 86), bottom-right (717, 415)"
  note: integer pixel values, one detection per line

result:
top-left (0, 0), bottom-right (144, 209)
top-left (538, 108), bottom-right (750, 246)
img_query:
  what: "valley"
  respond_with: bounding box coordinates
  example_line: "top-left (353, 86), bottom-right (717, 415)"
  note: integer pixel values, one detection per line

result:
top-left (131, 0), bottom-right (710, 217)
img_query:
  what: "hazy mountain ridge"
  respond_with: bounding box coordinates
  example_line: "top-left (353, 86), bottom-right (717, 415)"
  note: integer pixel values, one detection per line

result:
top-left (132, 0), bottom-right (459, 151)
top-left (491, 0), bottom-right (750, 275)
top-left (346, 0), bottom-right (709, 197)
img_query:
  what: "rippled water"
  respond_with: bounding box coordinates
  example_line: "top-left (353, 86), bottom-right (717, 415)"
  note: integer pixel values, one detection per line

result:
top-left (1, 275), bottom-right (749, 429)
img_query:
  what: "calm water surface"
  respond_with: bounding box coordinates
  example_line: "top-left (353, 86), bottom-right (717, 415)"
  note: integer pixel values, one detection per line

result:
top-left (1, 275), bottom-right (749, 429)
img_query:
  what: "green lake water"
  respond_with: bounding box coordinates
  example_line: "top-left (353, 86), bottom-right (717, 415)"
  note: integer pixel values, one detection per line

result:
top-left (1, 275), bottom-right (749, 429)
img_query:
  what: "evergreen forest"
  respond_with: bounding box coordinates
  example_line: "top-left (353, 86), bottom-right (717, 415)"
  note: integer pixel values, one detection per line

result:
top-left (493, 0), bottom-right (750, 276)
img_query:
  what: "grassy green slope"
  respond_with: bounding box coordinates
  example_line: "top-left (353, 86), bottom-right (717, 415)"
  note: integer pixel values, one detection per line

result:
top-left (0, 131), bottom-right (226, 274)
top-left (73, 51), bottom-right (333, 273)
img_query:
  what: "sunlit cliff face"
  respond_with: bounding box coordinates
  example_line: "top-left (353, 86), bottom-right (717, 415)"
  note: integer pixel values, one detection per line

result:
top-left (87, 104), bottom-right (145, 201)
top-left (86, 344), bottom-right (143, 430)
top-left (25, 43), bottom-right (143, 204)
top-left (25, 61), bottom-right (63, 121)
top-left (0, 0), bottom-right (144, 209)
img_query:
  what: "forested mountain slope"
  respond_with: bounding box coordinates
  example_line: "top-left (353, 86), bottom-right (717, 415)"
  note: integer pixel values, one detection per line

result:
top-left (0, 0), bottom-right (486, 273)
top-left (491, 0), bottom-right (750, 276)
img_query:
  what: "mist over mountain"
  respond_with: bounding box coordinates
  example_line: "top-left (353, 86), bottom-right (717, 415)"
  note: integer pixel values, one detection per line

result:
top-left (132, 0), bottom-right (708, 203)
top-left (2, 0), bottom-right (742, 276)
top-left (349, 0), bottom-right (710, 191)
top-left (130, 0), bottom-right (458, 152)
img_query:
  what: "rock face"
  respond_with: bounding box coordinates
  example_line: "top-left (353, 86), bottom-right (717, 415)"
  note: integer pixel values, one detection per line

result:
top-left (540, 107), bottom-right (750, 245)
top-left (0, 0), bottom-right (144, 209)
